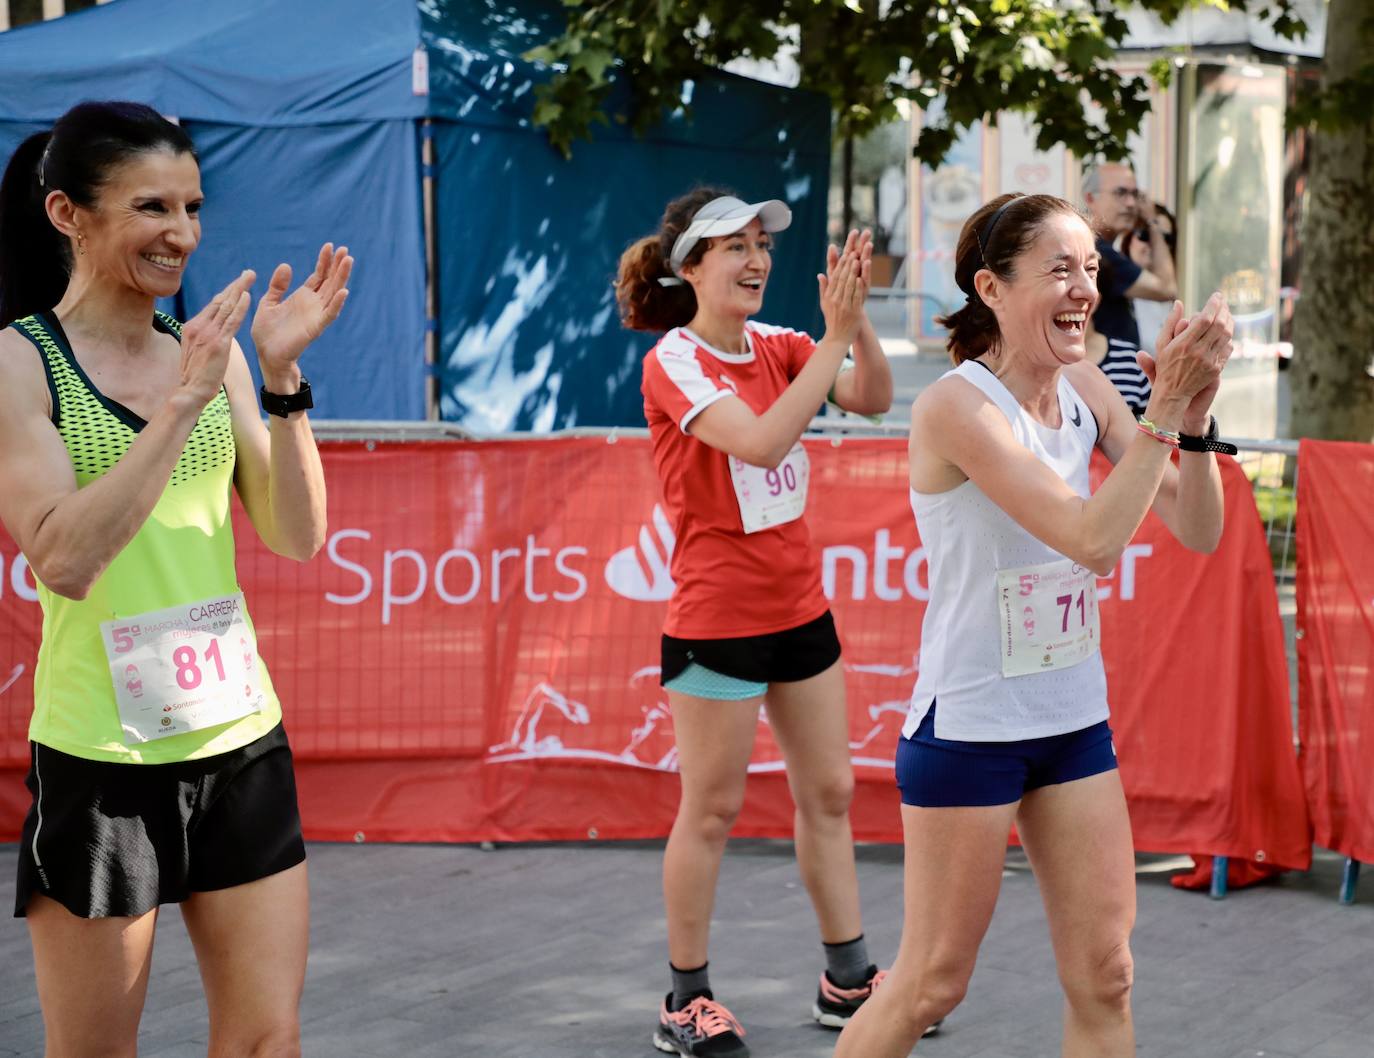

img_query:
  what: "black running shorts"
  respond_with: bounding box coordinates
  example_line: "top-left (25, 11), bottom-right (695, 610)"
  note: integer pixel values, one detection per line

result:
top-left (14, 722), bottom-right (306, 919)
top-left (660, 610), bottom-right (842, 686)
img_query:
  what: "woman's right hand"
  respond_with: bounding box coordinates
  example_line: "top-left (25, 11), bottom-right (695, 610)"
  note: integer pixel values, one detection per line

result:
top-left (818, 245), bottom-right (868, 347)
top-left (177, 270), bottom-right (255, 408)
top-left (1140, 292), bottom-right (1233, 426)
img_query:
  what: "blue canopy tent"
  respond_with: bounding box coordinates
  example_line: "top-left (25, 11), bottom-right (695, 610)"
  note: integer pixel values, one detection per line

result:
top-left (0, 0), bottom-right (830, 428)
top-left (0, 0), bottom-right (428, 420)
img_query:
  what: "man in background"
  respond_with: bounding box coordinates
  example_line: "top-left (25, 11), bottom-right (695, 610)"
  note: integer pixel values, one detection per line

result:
top-left (1083, 161), bottom-right (1177, 351)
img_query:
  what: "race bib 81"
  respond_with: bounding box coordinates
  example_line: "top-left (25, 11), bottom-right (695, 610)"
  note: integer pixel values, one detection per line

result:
top-left (101, 592), bottom-right (265, 744)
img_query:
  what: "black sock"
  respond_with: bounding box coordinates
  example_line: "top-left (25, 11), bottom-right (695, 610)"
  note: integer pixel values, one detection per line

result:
top-left (823, 935), bottom-right (872, 989)
top-left (669, 961), bottom-right (711, 1011)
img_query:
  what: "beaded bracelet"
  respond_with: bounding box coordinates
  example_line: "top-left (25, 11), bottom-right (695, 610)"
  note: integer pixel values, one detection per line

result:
top-left (1136, 418), bottom-right (1180, 447)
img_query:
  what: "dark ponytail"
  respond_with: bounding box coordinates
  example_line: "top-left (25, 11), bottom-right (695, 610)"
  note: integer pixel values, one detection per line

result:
top-left (0, 101), bottom-right (197, 327)
top-left (934, 192), bottom-right (1088, 364)
top-left (0, 133), bottom-right (66, 328)
top-left (935, 289), bottom-right (1002, 365)
top-left (616, 185), bottom-right (734, 333)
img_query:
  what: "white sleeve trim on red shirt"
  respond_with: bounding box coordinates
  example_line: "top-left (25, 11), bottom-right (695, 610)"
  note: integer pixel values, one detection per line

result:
top-left (680, 388), bottom-right (733, 435)
top-left (655, 339), bottom-right (735, 434)
top-left (747, 321), bottom-right (806, 340)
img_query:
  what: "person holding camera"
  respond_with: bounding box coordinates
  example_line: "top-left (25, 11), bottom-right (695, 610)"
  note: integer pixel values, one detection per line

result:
top-left (1082, 162), bottom-right (1177, 349)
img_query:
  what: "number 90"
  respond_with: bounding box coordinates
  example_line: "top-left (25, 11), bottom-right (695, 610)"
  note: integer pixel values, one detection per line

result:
top-left (765, 463), bottom-right (798, 496)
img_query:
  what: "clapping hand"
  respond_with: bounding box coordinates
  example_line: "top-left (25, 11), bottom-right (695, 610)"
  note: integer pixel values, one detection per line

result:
top-left (826, 228), bottom-right (875, 284)
top-left (179, 270), bottom-right (255, 408)
top-left (1136, 292), bottom-right (1234, 430)
top-left (818, 232), bottom-right (871, 346)
top-left (251, 243), bottom-right (353, 375)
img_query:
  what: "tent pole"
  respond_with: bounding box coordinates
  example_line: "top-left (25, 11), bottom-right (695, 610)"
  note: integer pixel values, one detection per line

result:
top-left (421, 117), bottom-right (438, 421)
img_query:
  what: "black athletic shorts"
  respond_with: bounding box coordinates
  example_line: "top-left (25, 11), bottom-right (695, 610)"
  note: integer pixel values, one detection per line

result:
top-left (14, 722), bottom-right (305, 919)
top-left (661, 610), bottom-right (842, 686)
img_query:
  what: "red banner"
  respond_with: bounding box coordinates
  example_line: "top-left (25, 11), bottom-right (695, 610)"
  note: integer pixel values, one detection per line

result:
top-left (1297, 440), bottom-right (1374, 863)
top-left (0, 438), bottom-right (1310, 868)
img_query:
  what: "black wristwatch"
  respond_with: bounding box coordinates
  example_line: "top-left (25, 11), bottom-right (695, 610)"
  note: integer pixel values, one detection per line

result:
top-left (260, 376), bottom-right (313, 418)
top-left (1178, 415), bottom-right (1237, 455)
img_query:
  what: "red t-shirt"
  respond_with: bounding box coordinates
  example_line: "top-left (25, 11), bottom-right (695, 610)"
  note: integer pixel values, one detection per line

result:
top-left (641, 321), bottom-right (829, 639)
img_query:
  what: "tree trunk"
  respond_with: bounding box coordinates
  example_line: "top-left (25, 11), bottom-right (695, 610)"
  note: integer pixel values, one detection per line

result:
top-left (1288, 0), bottom-right (1374, 441)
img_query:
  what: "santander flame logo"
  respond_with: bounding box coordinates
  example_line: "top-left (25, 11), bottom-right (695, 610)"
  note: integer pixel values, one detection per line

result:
top-left (604, 505), bottom-right (676, 602)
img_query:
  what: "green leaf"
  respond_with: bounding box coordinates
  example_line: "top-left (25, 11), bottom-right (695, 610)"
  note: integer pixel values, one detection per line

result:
top-left (572, 47), bottom-right (615, 81)
top-left (531, 98), bottom-right (563, 125)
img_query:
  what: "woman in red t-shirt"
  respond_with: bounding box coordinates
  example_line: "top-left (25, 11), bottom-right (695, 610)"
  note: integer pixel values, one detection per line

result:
top-left (618, 186), bottom-right (894, 1058)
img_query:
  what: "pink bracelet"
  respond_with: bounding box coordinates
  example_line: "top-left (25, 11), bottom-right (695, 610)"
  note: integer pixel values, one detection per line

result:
top-left (1136, 419), bottom-right (1181, 447)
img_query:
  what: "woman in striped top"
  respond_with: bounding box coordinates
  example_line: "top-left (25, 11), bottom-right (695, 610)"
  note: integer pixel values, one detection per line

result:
top-left (1088, 320), bottom-right (1153, 417)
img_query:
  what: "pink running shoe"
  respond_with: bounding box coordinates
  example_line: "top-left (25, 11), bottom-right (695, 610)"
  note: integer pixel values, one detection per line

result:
top-left (812, 966), bottom-right (942, 1035)
top-left (653, 991), bottom-right (749, 1057)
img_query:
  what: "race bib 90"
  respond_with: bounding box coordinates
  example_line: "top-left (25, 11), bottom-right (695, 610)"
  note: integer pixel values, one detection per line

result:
top-left (729, 442), bottom-right (810, 535)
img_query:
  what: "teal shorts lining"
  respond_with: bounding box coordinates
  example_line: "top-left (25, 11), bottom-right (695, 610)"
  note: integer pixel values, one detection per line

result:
top-left (662, 662), bottom-right (767, 701)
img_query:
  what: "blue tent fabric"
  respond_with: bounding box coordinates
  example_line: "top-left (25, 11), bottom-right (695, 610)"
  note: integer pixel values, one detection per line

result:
top-left (178, 121), bottom-right (426, 419)
top-left (0, 0), bottom-right (830, 428)
top-left (0, 0), bottom-right (428, 419)
top-left (423, 0), bottom-right (569, 130)
top-left (422, 0), bottom-right (833, 430)
top-left (0, 0), bottom-right (426, 125)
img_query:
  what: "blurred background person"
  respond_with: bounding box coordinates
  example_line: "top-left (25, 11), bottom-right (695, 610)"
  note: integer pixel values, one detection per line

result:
top-left (1123, 202), bottom-right (1178, 351)
top-left (1086, 318), bottom-right (1153, 419)
top-left (1082, 162), bottom-right (1176, 353)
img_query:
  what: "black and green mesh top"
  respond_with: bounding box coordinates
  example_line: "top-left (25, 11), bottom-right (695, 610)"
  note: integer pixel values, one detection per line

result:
top-left (8, 311), bottom-right (282, 763)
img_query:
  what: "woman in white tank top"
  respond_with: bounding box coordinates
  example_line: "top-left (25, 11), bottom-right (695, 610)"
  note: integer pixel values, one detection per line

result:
top-left (835, 193), bottom-right (1236, 1057)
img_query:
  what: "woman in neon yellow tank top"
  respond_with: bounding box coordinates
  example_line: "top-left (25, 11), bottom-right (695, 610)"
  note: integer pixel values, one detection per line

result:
top-left (0, 101), bottom-right (351, 1057)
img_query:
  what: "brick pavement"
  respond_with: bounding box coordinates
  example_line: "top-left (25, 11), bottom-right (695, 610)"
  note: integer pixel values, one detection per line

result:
top-left (2, 840), bottom-right (1369, 1058)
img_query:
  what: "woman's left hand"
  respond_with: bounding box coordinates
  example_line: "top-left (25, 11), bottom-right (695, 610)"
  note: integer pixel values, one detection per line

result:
top-left (826, 228), bottom-right (874, 281)
top-left (251, 243), bottom-right (353, 372)
top-left (1136, 297), bottom-right (1234, 432)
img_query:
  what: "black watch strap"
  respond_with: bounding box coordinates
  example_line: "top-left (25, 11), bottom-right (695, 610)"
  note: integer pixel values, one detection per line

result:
top-left (260, 376), bottom-right (313, 417)
top-left (1178, 415), bottom-right (1237, 456)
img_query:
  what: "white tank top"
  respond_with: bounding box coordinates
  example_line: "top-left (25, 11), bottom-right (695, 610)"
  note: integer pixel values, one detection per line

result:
top-left (903, 360), bottom-right (1110, 742)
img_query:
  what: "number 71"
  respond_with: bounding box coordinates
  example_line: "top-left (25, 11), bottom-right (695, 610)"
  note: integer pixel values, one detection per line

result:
top-left (1056, 591), bottom-right (1086, 633)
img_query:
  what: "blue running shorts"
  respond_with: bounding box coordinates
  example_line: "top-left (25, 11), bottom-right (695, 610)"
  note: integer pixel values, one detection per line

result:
top-left (896, 702), bottom-right (1117, 808)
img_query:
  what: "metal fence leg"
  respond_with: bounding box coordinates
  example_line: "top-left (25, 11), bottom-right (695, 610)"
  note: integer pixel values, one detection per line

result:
top-left (1210, 856), bottom-right (1229, 900)
top-left (1340, 859), bottom-right (1360, 905)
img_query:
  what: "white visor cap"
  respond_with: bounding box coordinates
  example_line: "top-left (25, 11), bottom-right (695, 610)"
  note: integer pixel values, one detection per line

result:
top-left (665, 196), bottom-right (792, 280)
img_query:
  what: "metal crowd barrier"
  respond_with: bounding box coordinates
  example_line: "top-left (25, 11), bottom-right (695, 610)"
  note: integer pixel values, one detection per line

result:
top-left (310, 421), bottom-right (1350, 902)
top-left (311, 422), bottom-right (1300, 587)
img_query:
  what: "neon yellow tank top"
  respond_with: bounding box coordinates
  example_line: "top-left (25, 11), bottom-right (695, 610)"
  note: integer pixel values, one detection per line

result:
top-left (11, 310), bottom-right (282, 763)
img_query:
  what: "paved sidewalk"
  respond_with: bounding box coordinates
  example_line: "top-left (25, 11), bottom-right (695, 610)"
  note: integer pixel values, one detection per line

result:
top-left (1, 839), bottom-right (1368, 1058)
